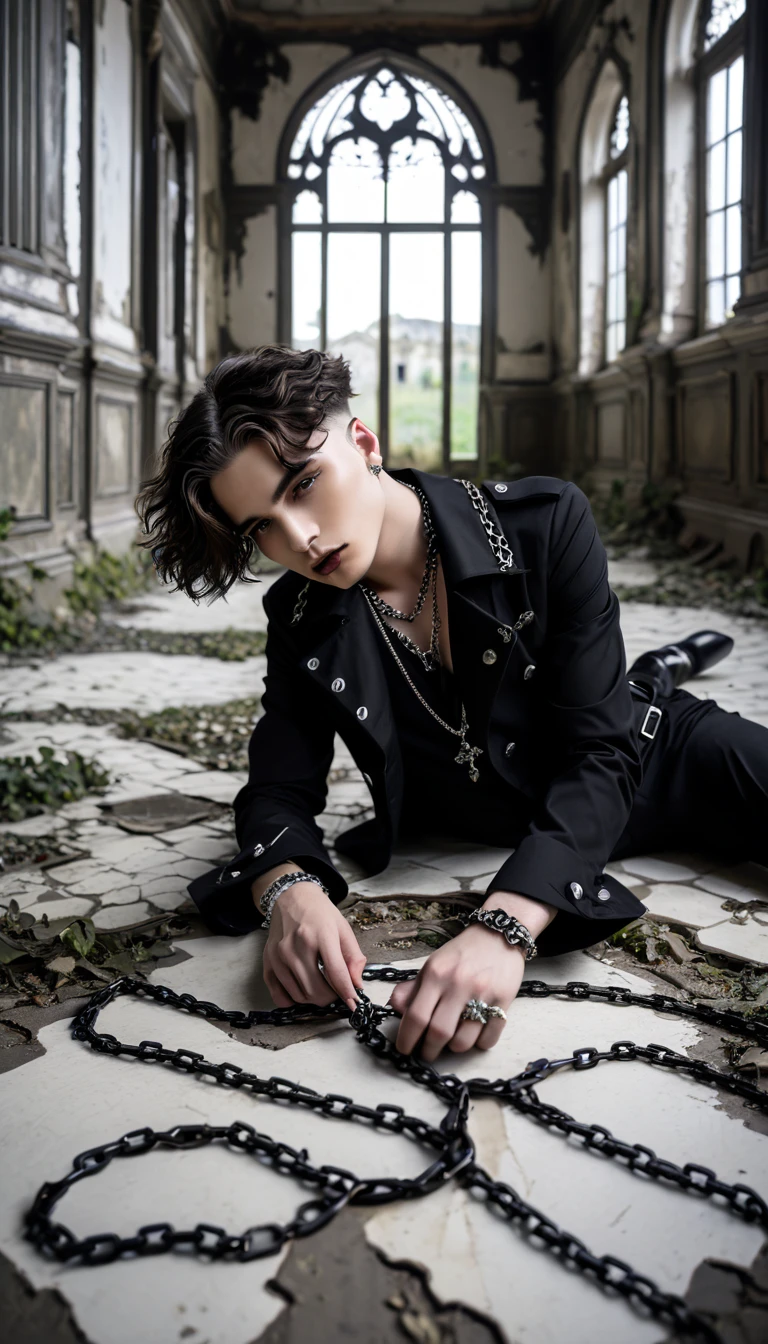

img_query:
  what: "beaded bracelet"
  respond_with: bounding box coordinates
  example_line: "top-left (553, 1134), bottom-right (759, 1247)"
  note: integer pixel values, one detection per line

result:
top-left (458, 906), bottom-right (538, 960)
top-left (259, 871), bottom-right (329, 930)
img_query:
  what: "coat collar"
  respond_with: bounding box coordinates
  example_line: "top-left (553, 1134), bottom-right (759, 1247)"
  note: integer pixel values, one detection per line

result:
top-left (299, 467), bottom-right (524, 630)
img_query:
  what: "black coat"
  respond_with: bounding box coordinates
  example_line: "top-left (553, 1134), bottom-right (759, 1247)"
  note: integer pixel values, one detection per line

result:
top-left (188, 469), bottom-right (650, 956)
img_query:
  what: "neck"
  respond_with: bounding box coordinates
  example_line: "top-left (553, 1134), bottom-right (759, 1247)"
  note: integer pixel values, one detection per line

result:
top-left (361, 472), bottom-right (429, 594)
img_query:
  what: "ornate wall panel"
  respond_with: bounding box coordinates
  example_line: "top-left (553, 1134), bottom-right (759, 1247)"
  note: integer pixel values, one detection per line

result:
top-left (595, 395), bottom-right (626, 466)
top-left (677, 370), bottom-right (734, 483)
top-left (628, 387), bottom-right (646, 466)
top-left (56, 389), bottom-right (76, 507)
top-left (756, 372), bottom-right (768, 486)
top-left (0, 379), bottom-right (48, 520)
top-left (95, 396), bottom-right (134, 497)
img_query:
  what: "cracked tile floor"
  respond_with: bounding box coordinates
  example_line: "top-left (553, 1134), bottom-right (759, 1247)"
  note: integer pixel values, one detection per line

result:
top-left (1, 560), bottom-right (768, 1343)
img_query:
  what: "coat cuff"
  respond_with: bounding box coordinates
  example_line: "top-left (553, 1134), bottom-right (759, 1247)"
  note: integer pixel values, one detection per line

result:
top-left (187, 833), bottom-right (348, 937)
top-left (483, 834), bottom-right (647, 957)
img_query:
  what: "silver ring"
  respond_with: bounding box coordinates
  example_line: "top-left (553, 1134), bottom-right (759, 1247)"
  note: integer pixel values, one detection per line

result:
top-left (460, 998), bottom-right (507, 1024)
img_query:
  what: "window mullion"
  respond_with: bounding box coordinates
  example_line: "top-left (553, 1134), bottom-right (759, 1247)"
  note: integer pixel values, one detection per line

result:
top-left (380, 227), bottom-right (389, 464)
top-left (320, 227), bottom-right (327, 352)
top-left (443, 225), bottom-right (451, 470)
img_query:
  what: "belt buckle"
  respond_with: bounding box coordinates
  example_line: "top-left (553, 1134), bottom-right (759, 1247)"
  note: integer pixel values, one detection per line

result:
top-left (640, 704), bottom-right (662, 741)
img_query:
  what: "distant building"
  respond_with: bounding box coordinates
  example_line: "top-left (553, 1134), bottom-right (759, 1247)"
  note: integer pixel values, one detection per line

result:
top-left (328, 315), bottom-right (480, 390)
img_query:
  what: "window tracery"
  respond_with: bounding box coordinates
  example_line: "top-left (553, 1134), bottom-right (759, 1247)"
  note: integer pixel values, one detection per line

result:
top-left (283, 63), bottom-right (487, 469)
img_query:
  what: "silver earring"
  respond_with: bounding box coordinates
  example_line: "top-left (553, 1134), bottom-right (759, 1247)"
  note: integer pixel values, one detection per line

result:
top-left (369, 463), bottom-right (382, 476)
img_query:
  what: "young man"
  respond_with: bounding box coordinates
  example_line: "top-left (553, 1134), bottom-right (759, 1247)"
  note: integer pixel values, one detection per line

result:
top-left (137, 346), bottom-right (766, 1062)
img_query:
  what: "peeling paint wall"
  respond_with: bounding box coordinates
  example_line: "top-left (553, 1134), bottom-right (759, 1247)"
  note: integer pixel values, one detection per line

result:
top-left (195, 77), bottom-right (226, 378)
top-left (228, 209), bottom-right (278, 350)
top-left (93, 0), bottom-right (136, 351)
top-left (0, 0), bottom-right (226, 596)
top-left (496, 207), bottom-right (549, 380)
top-left (230, 43), bottom-right (351, 186)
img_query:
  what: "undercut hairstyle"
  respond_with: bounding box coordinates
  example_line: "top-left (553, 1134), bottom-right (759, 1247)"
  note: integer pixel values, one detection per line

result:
top-left (135, 346), bottom-right (354, 600)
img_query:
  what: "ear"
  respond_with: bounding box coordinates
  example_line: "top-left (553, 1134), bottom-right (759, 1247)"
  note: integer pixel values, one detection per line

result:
top-left (347, 416), bottom-right (382, 468)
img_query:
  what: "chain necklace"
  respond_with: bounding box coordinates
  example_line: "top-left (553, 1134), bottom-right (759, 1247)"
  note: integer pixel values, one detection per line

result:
top-left (359, 482), bottom-right (442, 671)
top-left (363, 586), bottom-right (483, 782)
top-left (360, 478), bottom-right (485, 778)
top-left (25, 970), bottom-right (768, 1344)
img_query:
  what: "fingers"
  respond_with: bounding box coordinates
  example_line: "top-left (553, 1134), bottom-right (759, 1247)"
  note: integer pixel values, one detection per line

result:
top-left (388, 978), bottom-right (418, 1016)
top-left (263, 960), bottom-right (293, 1008)
top-left (447, 1015), bottom-right (486, 1054)
top-left (319, 937), bottom-right (360, 1010)
top-left (263, 946), bottom-right (305, 1005)
top-left (338, 922), bottom-right (367, 991)
top-left (395, 978), bottom-right (441, 1056)
top-left (475, 1009), bottom-right (510, 1051)
top-left (419, 989), bottom-right (474, 1063)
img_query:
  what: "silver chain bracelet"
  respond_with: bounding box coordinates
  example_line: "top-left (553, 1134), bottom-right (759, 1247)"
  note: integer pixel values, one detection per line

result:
top-left (458, 907), bottom-right (538, 960)
top-left (259, 871), bottom-right (329, 929)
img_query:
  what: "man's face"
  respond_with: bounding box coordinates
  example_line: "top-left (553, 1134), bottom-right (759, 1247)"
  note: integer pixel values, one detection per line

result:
top-left (210, 414), bottom-right (386, 588)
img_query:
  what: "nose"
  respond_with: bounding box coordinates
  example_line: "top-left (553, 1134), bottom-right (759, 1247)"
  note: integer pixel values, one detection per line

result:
top-left (282, 512), bottom-right (319, 554)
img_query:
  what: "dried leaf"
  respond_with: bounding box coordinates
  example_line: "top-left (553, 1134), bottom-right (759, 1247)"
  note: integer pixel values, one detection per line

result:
top-left (664, 930), bottom-right (700, 964)
top-left (101, 952), bottom-right (136, 976)
top-left (72, 958), bottom-right (113, 982)
top-left (47, 955), bottom-right (76, 975)
top-left (0, 942), bottom-right (26, 965)
top-left (736, 1047), bottom-right (768, 1076)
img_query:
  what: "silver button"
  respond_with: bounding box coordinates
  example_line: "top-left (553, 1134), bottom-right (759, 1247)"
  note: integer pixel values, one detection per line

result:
top-left (230, 871), bottom-right (240, 878)
top-left (494, 483), bottom-right (508, 493)
top-left (331, 677), bottom-right (345, 692)
top-left (504, 741), bottom-right (516, 756)
top-left (569, 881), bottom-right (583, 900)
top-left (356, 705), bottom-right (368, 720)
top-left (482, 648), bottom-right (497, 665)
top-left (597, 887), bottom-right (611, 902)
top-left (307, 657), bottom-right (320, 670)
top-left (253, 844), bottom-right (264, 857)
top-left (523, 663), bottom-right (535, 680)
top-left (520, 610), bottom-right (534, 626)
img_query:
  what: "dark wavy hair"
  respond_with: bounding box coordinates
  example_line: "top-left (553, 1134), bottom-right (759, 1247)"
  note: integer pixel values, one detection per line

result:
top-left (135, 346), bottom-right (354, 600)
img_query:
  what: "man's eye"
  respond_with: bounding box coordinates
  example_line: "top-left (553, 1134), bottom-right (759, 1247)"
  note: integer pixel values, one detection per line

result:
top-left (294, 472), bottom-right (319, 496)
top-left (246, 472), bottom-right (319, 539)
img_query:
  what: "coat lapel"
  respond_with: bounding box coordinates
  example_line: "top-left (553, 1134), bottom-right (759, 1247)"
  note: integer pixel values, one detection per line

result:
top-left (293, 467), bottom-right (534, 760)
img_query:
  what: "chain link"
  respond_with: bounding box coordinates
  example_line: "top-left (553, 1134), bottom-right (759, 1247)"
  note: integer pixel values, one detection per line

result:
top-left (455, 478), bottom-right (519, 572)
top-left (23, 971), bottom-right (768, 1342)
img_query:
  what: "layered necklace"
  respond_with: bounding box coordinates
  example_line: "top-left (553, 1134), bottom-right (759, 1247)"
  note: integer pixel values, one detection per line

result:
top-left (358, 481), bottom-right (483, 783)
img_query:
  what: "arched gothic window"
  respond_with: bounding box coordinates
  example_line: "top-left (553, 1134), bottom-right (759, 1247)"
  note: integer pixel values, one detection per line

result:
top-left (280, 63), bottom-right (489, 471)
top-left (606, 95), bottom-right (630, 362)
top-left (578, 61), bottom-right (631, 376)
top-left (698, 0), bottom-right (746, 326)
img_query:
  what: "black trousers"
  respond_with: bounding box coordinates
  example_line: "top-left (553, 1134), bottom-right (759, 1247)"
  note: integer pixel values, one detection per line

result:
top-left (403, 686), bottom-right (768, 873)
top-left (611, 687), bottom-right (768, 869)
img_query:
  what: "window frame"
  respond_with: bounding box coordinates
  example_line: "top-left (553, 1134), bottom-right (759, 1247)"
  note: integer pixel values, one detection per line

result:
top-left (601, 94), bottom-right (630, 366)
top-left (696, 5), bottom-right (746, 330)
top-left (276, 57), bottom-right (494, 471)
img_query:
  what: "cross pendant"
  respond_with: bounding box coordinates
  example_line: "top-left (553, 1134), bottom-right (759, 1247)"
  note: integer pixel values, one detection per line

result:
top-left (455, 737), bottom-right (483, 782)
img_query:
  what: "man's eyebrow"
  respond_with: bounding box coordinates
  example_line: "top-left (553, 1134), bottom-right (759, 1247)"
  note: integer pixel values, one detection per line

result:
top-left (234, 459), bottom-right (314, 533)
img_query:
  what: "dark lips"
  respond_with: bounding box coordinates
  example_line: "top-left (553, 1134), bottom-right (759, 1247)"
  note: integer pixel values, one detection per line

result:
top-left (314, 545), bottom-right (346, 575)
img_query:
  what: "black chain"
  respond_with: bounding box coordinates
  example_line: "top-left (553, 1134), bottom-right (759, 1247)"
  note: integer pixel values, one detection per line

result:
top-left (23, 971), bottom-right (768, 1344)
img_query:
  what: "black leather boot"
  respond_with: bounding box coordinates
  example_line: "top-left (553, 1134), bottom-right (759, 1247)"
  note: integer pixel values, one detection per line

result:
top-left (627, 630), bottom-right (734, 701)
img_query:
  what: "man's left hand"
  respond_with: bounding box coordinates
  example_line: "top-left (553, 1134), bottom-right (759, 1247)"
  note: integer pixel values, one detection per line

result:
top-left (387, 891), bottom-right (556, 1060)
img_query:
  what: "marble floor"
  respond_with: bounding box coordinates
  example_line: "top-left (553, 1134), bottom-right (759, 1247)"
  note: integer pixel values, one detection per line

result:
top-left (1, 556), bottom-right (767, 1344)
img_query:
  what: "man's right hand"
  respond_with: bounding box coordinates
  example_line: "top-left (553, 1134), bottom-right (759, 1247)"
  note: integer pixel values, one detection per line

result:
top-left (262, 883), bottom-right (366, 1011)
